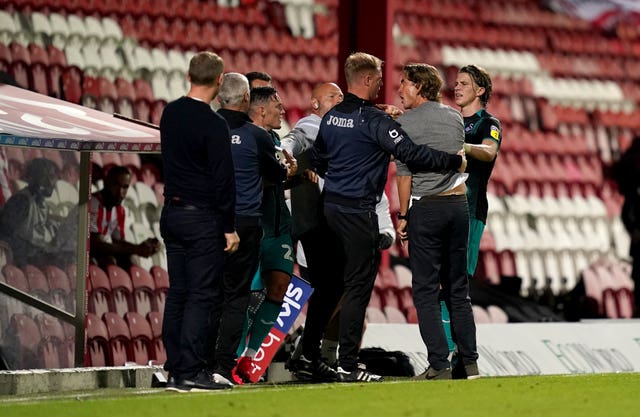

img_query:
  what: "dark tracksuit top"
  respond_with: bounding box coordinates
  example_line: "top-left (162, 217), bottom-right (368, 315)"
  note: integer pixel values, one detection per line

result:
top-left (463, 109), bottom-right (502, 223)
top-left (311, 92), bottom-right (463, 212)
top-left (161, 96), bottom-right (236, 232)
top-left (217, 108), bottom-right (287, 221)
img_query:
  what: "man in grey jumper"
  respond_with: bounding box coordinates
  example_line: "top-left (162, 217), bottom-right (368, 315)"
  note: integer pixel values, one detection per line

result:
top-left (395, 63), bottom-right (479, 380)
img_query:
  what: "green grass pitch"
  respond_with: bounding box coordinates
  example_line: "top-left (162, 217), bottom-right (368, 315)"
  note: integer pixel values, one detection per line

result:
top-left (2, 373), bottom-right (639, 417)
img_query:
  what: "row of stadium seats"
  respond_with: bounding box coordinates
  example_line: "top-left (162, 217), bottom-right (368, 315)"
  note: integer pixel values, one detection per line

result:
top-left (0, 264), bottom-right (170, 368)
top-left (88, 264), bottom-right (168, 319)
top-left (2, 312), bottom-right (74, 369)
top-left (581, 258), bottom-right (635, 319)
top-left (1, 263), bottom-right (77, 316)
top-left (86, 310), bottom-right (165, 367)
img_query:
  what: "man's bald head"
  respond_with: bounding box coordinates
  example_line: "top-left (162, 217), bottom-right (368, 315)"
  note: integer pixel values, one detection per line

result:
top-left (311, 82), bottom-right (343, 117)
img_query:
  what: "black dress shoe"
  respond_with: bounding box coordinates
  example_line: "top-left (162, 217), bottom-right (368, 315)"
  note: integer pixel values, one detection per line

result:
top-left (179, 369), bottom-right (233, 392)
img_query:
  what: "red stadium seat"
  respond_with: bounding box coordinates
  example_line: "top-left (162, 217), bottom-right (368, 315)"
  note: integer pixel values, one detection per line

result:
top-left (125, 311), bottom-right (153, 365)
top-left (9, 41), bottom-right (30, 63)
top-left (42, 264), bottom-right (72, 311)
top-left (8, 61), bottom-right (30, 90)
top-left (375, 266), bottom-right (399, 291)
top-left (103, 312), bottom-right (131, 365)
top-left (133, 78), bottom-right (154, 102)
top-left (7, 313), bottom-right (42, 369)
top-left (0, 41), bottom-right (11, 72)
top-left (368, 289), bottom-right (382, 309)
top-left (23, 264), bottom-right (50, 303)
top-left (35, 314), bottom-right (70, 367)
top-left (60, 66), bottom-right (83, 104)
top-left (28, 43), bottom-right (48, 65)
top-left (86, 312), bottom-right (109, 366)
top-left (3, 264), bottom-right (29, 292)
top-left (405, 306), bottom-right (418, 324)
top-left (46, 45), bottom-right (67, 98)
top-left (28, 61), bottom-right (50, 95)
top-left (97, 77), bottom-right (118, 113)
top-left (89, 264), bottom-right (113, 317)
top-left (106, 265), bottom-right (134, 317)
top-left (396, 287), bottom-right (414, 314)
top-left (146, 311), bottom-right (166, 364)
top-left (150, 265), bottom-right (168, 312)
top-left (129, 265), bottom-right (156, 315)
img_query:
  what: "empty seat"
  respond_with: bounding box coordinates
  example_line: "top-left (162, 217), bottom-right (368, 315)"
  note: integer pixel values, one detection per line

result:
top-left (2, 264), bottom-right (29, 318)
top-left (150, 265), bottom-right (169, 312)
top-left (88, 264), bottom-right (113, 317)
top-left (106, 265), bottom-right (134, 317)
top-left (380, 287), bottom-right (399, 309)
top-left (42, 264), bottom-right (72, 311)
top-left (61, 66), bottom-right (83, 104)
top-left (129, 265), bottom-right (156, 315)
top-left (7, 313), bottom-right (42, 369)
top-left (147, 310), bottom-right (166, 364)
top-left (86, 312), bottom-right (109, 366)
top-left (35, 314), bottom-right (70, 368)
top-left (368, 289), bottom-right (382, 309)
top-left (124, 311), bottom-right (153, 365)
top-left (103, 312), bottom-right (131, 366)
top-left (23, 264), bottom-right (50, 303)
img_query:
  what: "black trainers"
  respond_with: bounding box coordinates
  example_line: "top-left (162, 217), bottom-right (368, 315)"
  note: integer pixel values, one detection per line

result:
top-left (165, 374), bottom-right (179, 392)
top-left (413, 366), bottom-right (452, 380)
top-left (337, 366), bottom-right (383, 382)
top-left (451, 355), bottom-right (480, 380)
top-left (463, 362), bottom-right (480, 380)
top-left (178, 369), bottom-right (234, 392)
top-left (289, 355), bottom-right (338, 382)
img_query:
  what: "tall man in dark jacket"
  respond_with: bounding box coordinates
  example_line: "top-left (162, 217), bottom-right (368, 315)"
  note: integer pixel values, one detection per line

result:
top-left (159, 51), bottom-right (239, 392)
top-left (311, 52), bottom-right (466, 382)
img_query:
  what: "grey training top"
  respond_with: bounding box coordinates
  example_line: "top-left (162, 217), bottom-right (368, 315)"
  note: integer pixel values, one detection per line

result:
top-left (395, 101), bottom-right (464, 196)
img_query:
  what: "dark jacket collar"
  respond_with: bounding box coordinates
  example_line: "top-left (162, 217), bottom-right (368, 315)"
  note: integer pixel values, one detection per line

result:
top-left (217, 108), bottom-right (252, 129)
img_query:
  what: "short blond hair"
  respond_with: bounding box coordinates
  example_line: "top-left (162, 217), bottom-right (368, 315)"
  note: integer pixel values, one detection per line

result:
top-left (344, 52), bottom-right (383, 86)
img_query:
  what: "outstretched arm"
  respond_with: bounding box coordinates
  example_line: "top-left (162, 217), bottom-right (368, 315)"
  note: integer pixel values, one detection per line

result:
top-left (464, 139), bottom-right (498, 162)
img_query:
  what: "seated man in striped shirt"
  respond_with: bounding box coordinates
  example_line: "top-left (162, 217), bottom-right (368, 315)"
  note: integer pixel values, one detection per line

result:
top-left (90, 165), bottom-right (160, 270)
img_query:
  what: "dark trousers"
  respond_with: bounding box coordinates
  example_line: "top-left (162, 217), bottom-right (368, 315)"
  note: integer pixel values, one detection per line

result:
top-left (325, 204), bottom-right (379, 371)
top-left (207, 220), bottom-right (262, 374)
top-left (408, 195), bottom-right (478, 369)
top-left (298, 220), bottom-right (345, 360)
top-left (160, 204), bottom-right (226, 379)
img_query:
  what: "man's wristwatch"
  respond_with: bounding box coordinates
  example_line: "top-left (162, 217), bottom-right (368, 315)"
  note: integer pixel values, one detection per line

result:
top-left (397, 213), bottom-right (408, 221)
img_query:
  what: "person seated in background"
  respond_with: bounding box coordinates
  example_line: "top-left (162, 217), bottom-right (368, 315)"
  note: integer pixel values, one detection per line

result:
top-left (90, 165), bottom-right (160, 270)
top-left (0, 158), bottom-right (60, 267)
